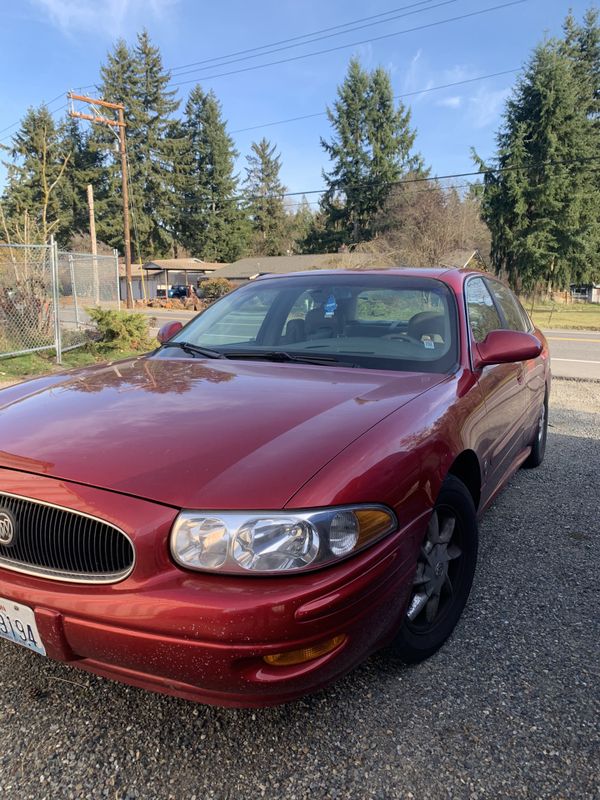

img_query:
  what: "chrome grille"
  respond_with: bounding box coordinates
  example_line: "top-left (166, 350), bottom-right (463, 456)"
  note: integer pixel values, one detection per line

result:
top-left (0, 492), bottom-right (134, 583)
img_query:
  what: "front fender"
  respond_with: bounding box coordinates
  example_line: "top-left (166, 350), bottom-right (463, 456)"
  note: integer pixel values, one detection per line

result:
top-left (285, 370), bottom-right (486, 525)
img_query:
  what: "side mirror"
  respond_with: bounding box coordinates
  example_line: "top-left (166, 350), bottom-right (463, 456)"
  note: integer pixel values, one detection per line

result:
top-left (474, 330), bottom-right (542, 369)
top-left (157, 321), bottom-right (183, 344)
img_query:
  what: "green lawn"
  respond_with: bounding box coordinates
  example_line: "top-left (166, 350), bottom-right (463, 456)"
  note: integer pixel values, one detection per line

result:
top-left (0, 344), bottom-right (149, 382)
top-left (527, 302), bottom-right (600, 331)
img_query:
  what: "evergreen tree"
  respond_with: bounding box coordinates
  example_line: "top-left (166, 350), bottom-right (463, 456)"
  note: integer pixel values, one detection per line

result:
top-left (93, 38), bottom-right (140, 252)
top-left (562, 8), bottom-right (600, 123)
top-left (1, 105), bottom-right (71, 244)
top-left (178, 85), bottom-right (246, 262)
top-left (290, 196), bottom-right (316, 253)
top-left (476, 23), bottom-right (600, 292)
top-left (320, 58), bottom-right (422, 248)
top-left (60, 116), bottom-right (106, 239)
top-left (96, 31), bottom-right (180, 259)
top-left (243, 138), bottom-right (288, 256)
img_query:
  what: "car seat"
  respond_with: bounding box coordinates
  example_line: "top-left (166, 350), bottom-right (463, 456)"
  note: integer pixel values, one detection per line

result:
top-left (407, 311), bottom-right (447, 343)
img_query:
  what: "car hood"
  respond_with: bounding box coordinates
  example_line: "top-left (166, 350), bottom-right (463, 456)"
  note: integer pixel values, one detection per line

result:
top-left (0, 356), bottom-right (445, 509)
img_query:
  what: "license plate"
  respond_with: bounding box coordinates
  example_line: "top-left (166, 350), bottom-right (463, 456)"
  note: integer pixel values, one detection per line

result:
top-left (0, 596), bottom-right (46, 655)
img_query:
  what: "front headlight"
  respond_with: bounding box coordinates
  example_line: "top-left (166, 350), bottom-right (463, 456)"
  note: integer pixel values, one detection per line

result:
top-left (170, 506), bottom-right (397, 574)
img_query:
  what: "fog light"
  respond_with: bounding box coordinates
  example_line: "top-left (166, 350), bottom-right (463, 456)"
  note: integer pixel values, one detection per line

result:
top-left (263, 635), bottom-right (347, 667)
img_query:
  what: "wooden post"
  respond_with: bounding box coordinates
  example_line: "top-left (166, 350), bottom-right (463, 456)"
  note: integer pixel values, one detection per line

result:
top-left (68, 93), bottom-right (133, 309)
top-left (118, 107), bottom-right (133, 309)
top-left (87, 183), bottom-right (100, 304)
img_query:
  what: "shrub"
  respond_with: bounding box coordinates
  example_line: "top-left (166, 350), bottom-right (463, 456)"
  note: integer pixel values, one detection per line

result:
top-left (200, 277), bottom-right (234, 302)
top-left (87, 308), bottom-right (152, 350)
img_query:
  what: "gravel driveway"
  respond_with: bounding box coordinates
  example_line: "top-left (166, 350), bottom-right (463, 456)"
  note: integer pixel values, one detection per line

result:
top-left (0, 379), bottom-right (598, 800)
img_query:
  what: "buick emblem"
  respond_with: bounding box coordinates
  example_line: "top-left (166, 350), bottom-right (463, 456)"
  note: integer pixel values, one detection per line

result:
top-left (0, 509), bottom-right (16, 546)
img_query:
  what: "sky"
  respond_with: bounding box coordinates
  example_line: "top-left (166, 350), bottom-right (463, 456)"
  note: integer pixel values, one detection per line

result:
top-left (0, 0), bottom-right (596, 207)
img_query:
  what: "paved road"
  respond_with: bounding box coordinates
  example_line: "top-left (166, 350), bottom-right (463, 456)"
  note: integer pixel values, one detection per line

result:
top-left (139, 310), bottom-right (600, 381)
top-left (543, 329), bottom-right (600, 380)
top-left (0, 379), bottom-right (597, 799)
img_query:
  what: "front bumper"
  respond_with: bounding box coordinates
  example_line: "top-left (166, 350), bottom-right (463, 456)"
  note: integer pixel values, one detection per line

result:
top-left (0, 469), bottom-right (423, 707)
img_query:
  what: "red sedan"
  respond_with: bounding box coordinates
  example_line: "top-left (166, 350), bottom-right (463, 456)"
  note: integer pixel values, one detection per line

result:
top-left (0, 269), bottom-right (549, 707)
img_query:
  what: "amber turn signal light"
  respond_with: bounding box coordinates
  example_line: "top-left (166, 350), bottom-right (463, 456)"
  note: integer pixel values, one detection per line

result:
top-left (263, 635), bottom-right (347, 667)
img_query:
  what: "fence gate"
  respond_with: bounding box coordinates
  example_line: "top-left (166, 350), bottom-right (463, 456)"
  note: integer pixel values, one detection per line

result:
top-left (0, 238), bottom-right (120, 362)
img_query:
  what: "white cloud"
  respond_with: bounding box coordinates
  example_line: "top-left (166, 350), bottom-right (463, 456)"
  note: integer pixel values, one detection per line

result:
top-left (30, 0), bottom-right (178, 36)
top-left (403, 50), bottom-right (434, 98)
top-left (468, 85), bottom-right (511, 128)
top-left (401, 53), bottom-right (481, 104)
top-left (437, 95), bottom-right (462, 109)
top-left (354, 42), bottom-right (374, 68)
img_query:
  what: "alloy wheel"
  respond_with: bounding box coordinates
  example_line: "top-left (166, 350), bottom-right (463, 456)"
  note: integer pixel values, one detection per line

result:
top-left (406, 508), bottom-right (463, 627)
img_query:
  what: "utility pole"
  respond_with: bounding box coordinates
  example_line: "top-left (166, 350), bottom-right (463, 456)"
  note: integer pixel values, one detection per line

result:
top-left (68, 92), bottom-right (133, 308)
top-left (87, 183), bottom-right (99, 304)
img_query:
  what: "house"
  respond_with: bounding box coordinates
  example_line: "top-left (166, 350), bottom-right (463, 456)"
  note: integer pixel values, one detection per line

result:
top-left (210, 249), bottom-right (488, 283)
top-left (570, 283), bottom-right (600, 304)
top-left (211, 252), bottom-right (402, 282)
top-left (118, 263), bottom-right (148, 301)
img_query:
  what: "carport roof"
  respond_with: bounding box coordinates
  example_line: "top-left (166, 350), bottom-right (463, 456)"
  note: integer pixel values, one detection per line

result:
top-left (142, 258), bottom-right (223, 271)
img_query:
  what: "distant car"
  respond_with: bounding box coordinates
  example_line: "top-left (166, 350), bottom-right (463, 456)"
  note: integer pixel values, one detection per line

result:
top-left (168, 284), bottom-right (190, 299)
top-left (0, 268), bottom-right (549, 707)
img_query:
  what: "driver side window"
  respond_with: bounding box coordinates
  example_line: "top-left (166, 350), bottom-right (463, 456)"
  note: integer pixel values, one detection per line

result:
top-left (466, 278), bottom-right (502, 343)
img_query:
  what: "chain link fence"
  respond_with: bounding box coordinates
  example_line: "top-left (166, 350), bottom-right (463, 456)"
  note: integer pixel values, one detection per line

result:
top-left (0, 239), bottom-right (120, 362)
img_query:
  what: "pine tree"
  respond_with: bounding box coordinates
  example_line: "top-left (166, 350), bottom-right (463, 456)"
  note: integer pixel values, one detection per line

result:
top-left (1, 105), bottom-right (71, 244)
top-left (476, 24), bottom-right (600, 292)
top-left (178, 86), bottom-right (246, 262)
top-left (133, 30), bottom-right (180, 256)
top-left (243, 138), bottom-right (288, 256)
top-left (60, 116), bottom-right (106, 241)
top-left (95, 31), bottom-right (180, 259)
top-left (320, 58), bottom-right (423, 249)
top-left (562, 8), bottom-right (600, 122)
top-left (93, 38), bottom-right (140, 253)
top-left (290, 196), bottom-right (316, 253)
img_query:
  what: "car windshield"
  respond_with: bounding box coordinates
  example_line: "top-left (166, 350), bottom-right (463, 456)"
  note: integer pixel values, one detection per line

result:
top-left (167, 274), bottom-right (458, 373)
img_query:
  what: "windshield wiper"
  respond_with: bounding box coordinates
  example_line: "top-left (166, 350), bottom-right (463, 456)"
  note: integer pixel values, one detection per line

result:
top-left (161, 341), bottom-right (225, 359)
top-left (221, 350), bottom-right (357, 367)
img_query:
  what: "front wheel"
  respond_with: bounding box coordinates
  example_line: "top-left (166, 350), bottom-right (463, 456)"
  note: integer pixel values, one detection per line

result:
top-left (390, 475), bottom-right (478, 664)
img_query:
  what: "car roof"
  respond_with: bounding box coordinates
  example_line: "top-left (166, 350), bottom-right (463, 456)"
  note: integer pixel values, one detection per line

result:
top-left (252, 267), bottom-right (487, 284)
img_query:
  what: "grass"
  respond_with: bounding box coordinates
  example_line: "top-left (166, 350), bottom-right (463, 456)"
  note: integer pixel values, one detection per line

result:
top-left (527, 302), bottom-right (600, 331)
top-left (0, 343), bottom-right (150, 382)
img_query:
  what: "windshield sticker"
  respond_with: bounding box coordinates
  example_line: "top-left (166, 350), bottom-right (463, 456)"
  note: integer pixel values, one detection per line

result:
top-left (324, 295), bottom-right (338, 318)
top-left (422, 336), bottom-right (435, 350)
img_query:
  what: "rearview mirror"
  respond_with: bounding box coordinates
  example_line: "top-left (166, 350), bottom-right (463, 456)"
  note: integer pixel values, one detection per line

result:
top-left (474, 330), bottom-right (542, 368)
top-left (157, 321), bottom-right (183, 344)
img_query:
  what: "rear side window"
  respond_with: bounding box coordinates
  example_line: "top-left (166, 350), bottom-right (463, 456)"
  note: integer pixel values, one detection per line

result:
top-left (488, 280), bottom-right (529, 332)
top-left (465, 278), bottom-right (502, 343)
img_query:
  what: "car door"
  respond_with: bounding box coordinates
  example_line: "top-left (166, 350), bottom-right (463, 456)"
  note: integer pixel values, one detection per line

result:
top-left (485, 278), bottom-right (545, 443)
top-left (465, 276), bottom-right (528, 489)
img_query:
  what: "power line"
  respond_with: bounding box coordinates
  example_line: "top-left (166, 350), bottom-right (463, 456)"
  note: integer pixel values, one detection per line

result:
top-left (276, 155), bottom-right (600, 199)
top-left (0, 92), bottom-right (66, 138)
top-left (171, 0), bottom-right (456, 78)
top-left (230, 68), bottom-right (520, 134)
top-left (135, 67), bottom-right (518, 159)
top-left (0, 101), bottom-right (68, 145)
top-left (0, 2), bottom-right (440, 131)
top-left (170, 0), bottom-right (436, 73)
top-left (0, 2), bottom-right (525, 145)
top-left (282, 181), bottom-right (476, 209)
top-left (171, 0), bottom-right (528, 86)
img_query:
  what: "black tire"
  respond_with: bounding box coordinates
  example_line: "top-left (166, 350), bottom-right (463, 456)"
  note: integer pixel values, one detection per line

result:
top-left (390, 475), bottom-right (478, 664)
top-left (523, 392), bottom-right (548, 469)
